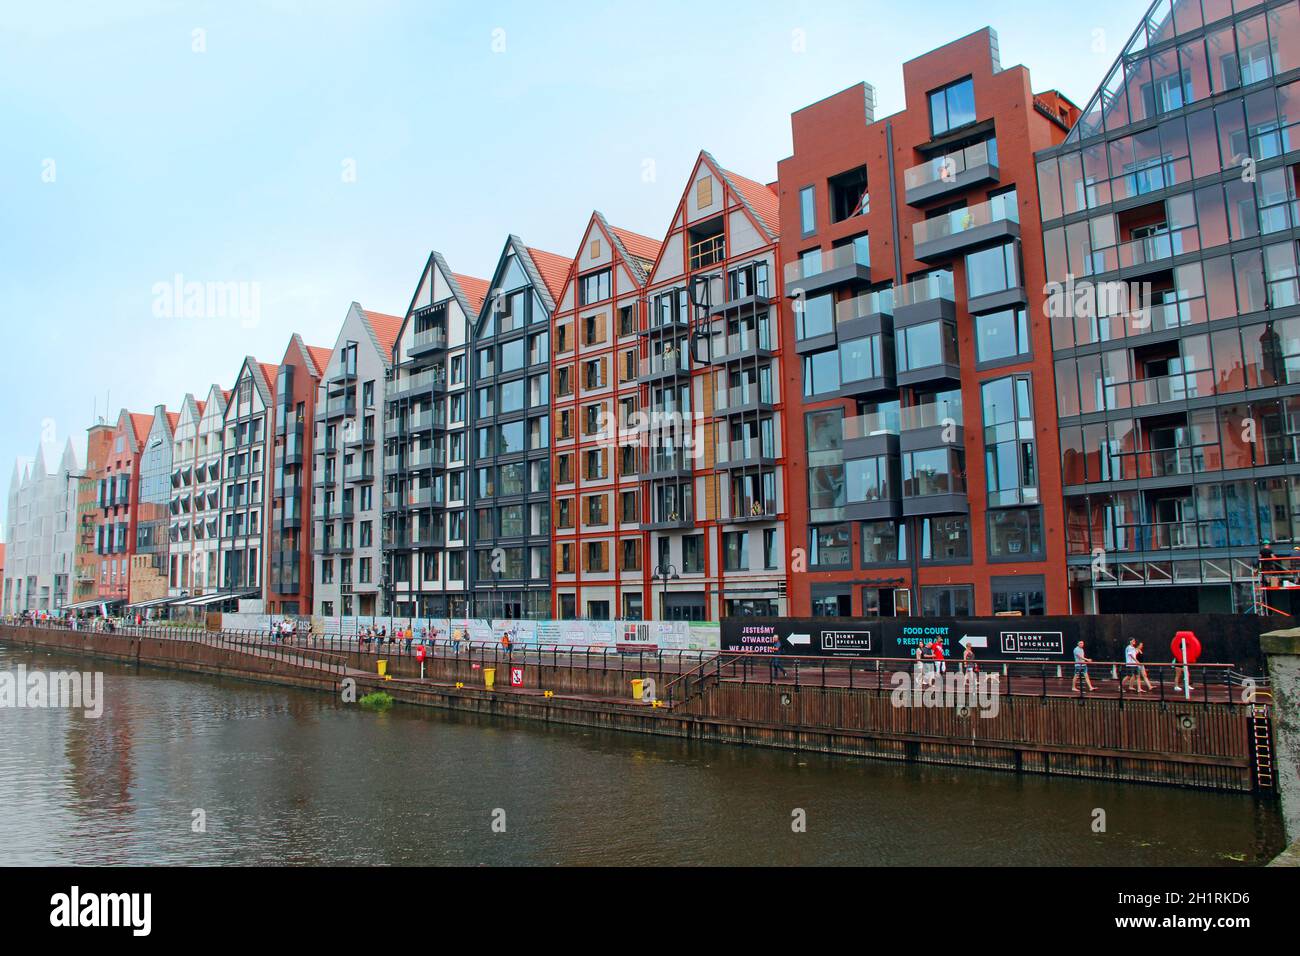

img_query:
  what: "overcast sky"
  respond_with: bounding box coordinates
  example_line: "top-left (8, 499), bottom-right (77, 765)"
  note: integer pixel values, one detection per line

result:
top-left (0, 0), bottom-right (1150, 532)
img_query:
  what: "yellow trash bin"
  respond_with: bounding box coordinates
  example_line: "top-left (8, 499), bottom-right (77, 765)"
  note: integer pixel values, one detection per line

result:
top-left (377, 659), bottom-right (388, 677)
top-left (630, 679), bottom-right (644, 702)
top-left (484, 667), bottom-right (496, 689)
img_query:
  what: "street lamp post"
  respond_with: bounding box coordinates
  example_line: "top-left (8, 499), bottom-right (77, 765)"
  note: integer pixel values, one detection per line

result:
top-left (653, 563), bottom-right (679, 622)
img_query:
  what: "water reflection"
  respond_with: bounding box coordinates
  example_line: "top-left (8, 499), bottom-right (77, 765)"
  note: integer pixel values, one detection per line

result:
top-left (0, 646), bottom-right (1284, 866)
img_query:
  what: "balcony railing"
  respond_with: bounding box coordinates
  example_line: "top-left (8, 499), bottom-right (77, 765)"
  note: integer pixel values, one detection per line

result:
top-left (639, 352), bottom-right (691, 379)
top-left (912, 193), bottom-right (1019, 247)
top-left (783, 241), bottom-right (871, 285)
top-left (904, 139), bottom-right (998, 191)
top-left (893, 271), bottom-right (955, 308)
top-left (900, 402), bottom-right (963, 431)
top-left (845, 410), bottom-right (901, 439)
top-left (1100, 369), bottom-right (1215, 409)
top-left (411, 327), bottom-right (448, 352)
top-left (715, 384), bottom-right (774, 412)
top-left (836, 288), bottom-right (896, 323)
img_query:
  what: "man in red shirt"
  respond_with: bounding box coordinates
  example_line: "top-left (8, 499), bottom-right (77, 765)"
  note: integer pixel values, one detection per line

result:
top-left (930, 640), bottom-right (946, 676)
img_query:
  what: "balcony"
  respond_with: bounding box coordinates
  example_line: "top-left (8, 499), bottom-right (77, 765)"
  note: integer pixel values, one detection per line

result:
top-left (645, 509), bottom-right (694, 531)
top-left (1115, 226), bottom-right (1197, 275)
top-left (406, 446), bottom-right (445, 470)
top-left (899, 402), bottom-right (964, 453)
top-left (344, 462), bottom-right (375, 484)
top-left (407, 408), bottom-right (448, 434)
top-left (409, 326), bottom-right (448, 358)
top-left (638, 352), bottom-right (692, 383)
top-left (329, 358), bottom-right (357, 384)
top-left (1101, 369), bottom-right (1215, 412)
top-left (726, 499), bottom-right (778, 523)
top-left (714, 383), bottom-right (775, 417)
top-left (648, 449), bottom-right (695, 478)
top-left (280, 500), bottom-right (305, 529)
top-left (407, 525), bottom-right (445, 549)
top-left (783, 242), bottom-right (872, 298)
top-left (717, 439), bottom-right (778, 471)
top-left (905, 139), bottom-right (999, 206)
top-left (713, 326), bottom-right (774, 365)
top-left (912, 193), bottom-right (1019, 262)
top-left (844, 411), bottom-right (901, 461)
top-left (392, 367), bottom-right (448, 400)
top-left (710, 290), bottom-right (772, 320)
top-left (322, 393), bottom-right (357, 421)
top-left (892, 272), bottom-right (956, 326)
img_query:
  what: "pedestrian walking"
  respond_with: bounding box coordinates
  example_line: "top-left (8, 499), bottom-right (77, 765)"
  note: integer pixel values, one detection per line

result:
top-left (770, 651), bottom-right (788, 680)
top-left (1136, 641), bottom-right (1154, 692)
top-left (1072, 640), bottom-right (1096, 693)
top-left (1122, 639), bottom-right (1143, 693)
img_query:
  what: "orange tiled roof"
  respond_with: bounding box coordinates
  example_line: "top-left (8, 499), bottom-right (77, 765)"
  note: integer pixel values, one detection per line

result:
top-left (166, 411), bottom-right (179, 432)
top-left (305, 345), bottom-right (332, 378)
top-left (608, 225), bottom-right (662, 266)
top-left (258, 363), bottom-right (278, 393)
top-left (722, 167), bottom-right (781, 236)
top-left (452, 274), bottom-right (490, 316)
top-left (362, 310), bottom-right (404, 356)
top-left (525, 247), bottom-right (574, 303)
top-left (128, 413), bottom-right (152, 447)
top-left (195, 400), bottom-right (207, 415)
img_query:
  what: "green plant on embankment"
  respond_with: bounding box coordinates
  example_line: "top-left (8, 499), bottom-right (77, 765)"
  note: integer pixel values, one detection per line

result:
top-left (358, 691), bottom-right (395, 711)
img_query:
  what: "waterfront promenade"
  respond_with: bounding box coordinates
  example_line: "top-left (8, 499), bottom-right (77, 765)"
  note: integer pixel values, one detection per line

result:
top-left (0, 619), bottom-right (1273, 793)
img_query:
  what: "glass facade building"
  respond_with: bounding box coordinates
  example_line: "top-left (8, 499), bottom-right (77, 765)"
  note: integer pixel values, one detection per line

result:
top-left (1036, 0), bottom-right (1300, 612)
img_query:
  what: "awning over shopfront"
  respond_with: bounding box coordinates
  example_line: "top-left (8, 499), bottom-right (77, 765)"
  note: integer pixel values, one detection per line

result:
top-left (60, 598), bottom-right (126, 612)
top-left (125, 597), bottom-right (177, 611)
top-left (172, 590), bottom-right (258, 608)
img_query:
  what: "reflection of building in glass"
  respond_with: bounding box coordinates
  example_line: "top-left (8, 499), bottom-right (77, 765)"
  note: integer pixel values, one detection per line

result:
top-left (1038, 0), bottom-right (1300, 613)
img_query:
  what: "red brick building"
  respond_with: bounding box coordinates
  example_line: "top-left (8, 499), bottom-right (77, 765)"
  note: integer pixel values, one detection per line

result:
top-left (776, 29), bottom-right (1079, 617)
top-left (93, 409), bottom-right (152, 609)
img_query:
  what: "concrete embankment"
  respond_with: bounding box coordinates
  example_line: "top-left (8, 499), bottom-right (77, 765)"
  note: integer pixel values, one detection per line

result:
top-left (0, 624), bottom-right (1268, 793)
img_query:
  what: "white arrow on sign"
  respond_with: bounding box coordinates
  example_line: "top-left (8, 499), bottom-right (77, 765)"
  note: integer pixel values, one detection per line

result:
top-left (958, 634), bottom-right (987, 648)
top-left (787, 633), bottom-right (811, 646)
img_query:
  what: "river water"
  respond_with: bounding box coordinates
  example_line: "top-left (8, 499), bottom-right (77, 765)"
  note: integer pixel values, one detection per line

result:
top-left (0, 644), bottom-right (1284, 866)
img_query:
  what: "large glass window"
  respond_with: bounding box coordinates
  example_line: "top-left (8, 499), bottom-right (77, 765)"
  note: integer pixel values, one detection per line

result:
top-left (806, 409), bottom-right (843, 452)
top-left (903, 448), bottom-right (965, 497)
top-left (799, 186), bottom-right (816, 235)
top-left (802, 349), bottom-right (841, 397)
top-left (975, 307), bottom-right (1030, 363)
top-left (846, 457), bottom-right (892, 503)
top-left (987, 507), bottom-right (1044, 559)
top-left (929, 77), bottom-right (976, 137)
top-left (965, 243), bottom-right (1020, 299)
top-left (920, 585), bottom-right (973, 617)
top-left (898, 321), bottom-right (958, 372)
top-left (796, 292), bottom-right (834, 341)
top-left (809, 524), bottom-right (851, 568)
top-left (991, 576), bottom-right (1045, 615)
top-left (861, 521), bottom-right (907, 565)
top-left (920, 516), bottom-right (971, 562)
top-left (982, 375), bottom-right (1038, 507)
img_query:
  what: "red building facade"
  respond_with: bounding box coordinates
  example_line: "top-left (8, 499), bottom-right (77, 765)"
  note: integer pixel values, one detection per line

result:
top-left (776, 29), bottom-right (1079, 617)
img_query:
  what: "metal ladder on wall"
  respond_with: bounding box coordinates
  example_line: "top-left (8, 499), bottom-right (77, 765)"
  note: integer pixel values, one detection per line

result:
top-left (1250, 692), bottom-right (1276, 793)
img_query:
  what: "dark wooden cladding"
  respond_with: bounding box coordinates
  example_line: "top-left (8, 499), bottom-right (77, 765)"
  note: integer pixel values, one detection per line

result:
top-left (681, 683), bottom-right (1254, 790)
